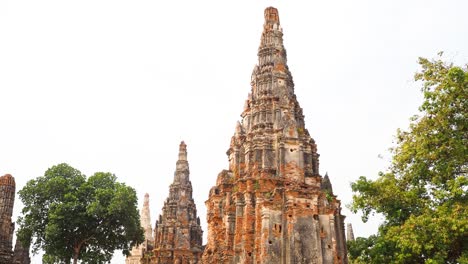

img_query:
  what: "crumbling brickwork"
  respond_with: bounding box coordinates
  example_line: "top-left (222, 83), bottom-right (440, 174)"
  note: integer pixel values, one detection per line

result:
top-left (201, 7), bottom-right (348, 264)
top-left (12, 239), bottom-right (30, 264)
top-left (152, 142), bottom-right (204, 264)
top-left (0, 174), bottom-right (31, 264)
top-left (126, 193), bottom-right (154, 264)
top-left (0, 174), bottom-right (16, 264)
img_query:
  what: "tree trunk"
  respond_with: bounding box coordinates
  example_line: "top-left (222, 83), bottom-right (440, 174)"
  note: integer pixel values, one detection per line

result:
top-left (73, 242), bottom-right (82, 264)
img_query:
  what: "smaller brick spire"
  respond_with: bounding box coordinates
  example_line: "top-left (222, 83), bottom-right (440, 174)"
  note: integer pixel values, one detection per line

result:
top-left (178, 141), bottom-right (187, 161)
top-left (264, 6), bottom-right (280, 25)
top-left (321, 172), bottom-right (333, 194)
top-left (153, 142), bottom-right (203, 263)
top-left (0, 174), bottom-right (16, 263)
top-left (0, 174), bottom-right (15, 187)
top-left (258, 6), bottom-right (286, 65)
top-left (174, 141), bottom-right (190, 184)
top-left (126, 193), bottom-right (154, 264)
top-left (141, 193), bottom-right (153, 241)
top-left (347, 223), bottom-right (355, 241)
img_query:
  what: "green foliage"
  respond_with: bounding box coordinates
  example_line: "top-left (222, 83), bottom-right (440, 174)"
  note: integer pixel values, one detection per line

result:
top-left (264, 190), bottom-right (275, 200)
top-left (254, 180), bottom-right (260, 190)
top-left (297, 127), bottom-right (304, 135)
top-left (325, 190), bottom-right (333, 202)
top-left (349, 56), bottom-right (468, 264)
top-left (17, 163), bottom-right (145, 264)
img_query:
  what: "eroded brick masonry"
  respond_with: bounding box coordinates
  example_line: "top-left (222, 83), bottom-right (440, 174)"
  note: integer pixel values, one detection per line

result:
top-left (152, 142), bottom-right (204, 264)
top-left (0, 174), bottom-right (30, 264)
top-left (201, 7), bottom-right (348, 264)
top-left (126, 193), bottom-right (154, 264)
top-left (127, 6), bottom-right (348, 264)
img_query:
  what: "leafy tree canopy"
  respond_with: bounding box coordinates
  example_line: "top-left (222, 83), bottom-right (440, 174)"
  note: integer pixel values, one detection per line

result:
top-left (17, 163), bottom-right (144, 264)
top-left (349, 55), bottom-right (467, 264)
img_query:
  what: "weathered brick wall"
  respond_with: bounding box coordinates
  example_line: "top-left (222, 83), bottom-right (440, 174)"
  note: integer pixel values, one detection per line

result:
top-left (201, 7), bottom-right (348, 264)
top-left (152, 142), bottom-right (203, 264)
top-left (0, 174), bottom-right (16, 264)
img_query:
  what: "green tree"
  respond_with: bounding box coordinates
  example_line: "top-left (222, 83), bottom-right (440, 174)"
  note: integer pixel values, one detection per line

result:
top-left (17, 163), bottom-right (145, 264)
top-left (349, 55), bottom-right (468, 264)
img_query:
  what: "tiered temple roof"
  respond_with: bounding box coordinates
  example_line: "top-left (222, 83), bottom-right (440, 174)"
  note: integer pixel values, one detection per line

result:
top-left (152, 142), bottom-right (203, 264)
top-left (201, 7), bottom-right (348, 264)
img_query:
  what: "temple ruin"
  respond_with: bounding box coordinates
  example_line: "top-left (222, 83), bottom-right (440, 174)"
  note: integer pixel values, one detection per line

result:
top-left (126, 193), bottom-right (155, 264)
top-left (152, 142), bottom-right (204, 264)
top-left (0, 174), bottom-right (30, 264)
top-left (201, 7), bottom-right (348, 264)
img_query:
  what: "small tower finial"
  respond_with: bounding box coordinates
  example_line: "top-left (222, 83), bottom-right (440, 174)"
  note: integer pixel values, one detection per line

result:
top-left (235, 121), bottom-right (244, 137)
top-left (178, 141), bottom-right (187, 161)
top-left (321, 173), bottom-right (333, 194)
top-left (0, 174), bottom-right (16, 187)
top-left (264, 7), bottom-right (280, 25)
top-left (174, 141), bottom-right (190, 183)
top-left (347, 223), bottom-right (355, 241)
top-left (144, 193), bottom-right (150, 207)
top-left (140, 193), bottom-right (153, 241)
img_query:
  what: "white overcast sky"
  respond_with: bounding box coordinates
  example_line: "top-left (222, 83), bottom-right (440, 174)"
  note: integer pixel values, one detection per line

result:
top-left (1, 1), bottom-right (467, 263)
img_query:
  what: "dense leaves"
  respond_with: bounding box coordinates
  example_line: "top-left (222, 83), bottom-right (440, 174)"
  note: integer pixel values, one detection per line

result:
top-left (17, 163), bottom-right (144, 264)
top-left (349, 56), bottom-right (467, 264)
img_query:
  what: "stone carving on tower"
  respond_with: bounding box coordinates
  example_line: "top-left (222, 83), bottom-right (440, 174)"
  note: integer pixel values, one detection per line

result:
top-left (126, 193), bottom-right (154, 264)
top-left (0, 174), bottom-right (16, 264)
top-left (152, 142), bottom-right (203, 264)
top-left (201, 7), bottom-right (348, 264)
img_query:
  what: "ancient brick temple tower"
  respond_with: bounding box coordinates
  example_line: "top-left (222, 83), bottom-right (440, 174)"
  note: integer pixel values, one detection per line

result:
top-left (0, 174), bottom-right (30, 264)
top-left (126, 193), bottom-right (154, 264)
top-left (201, 7), bottom-right (347, 264)
top-left (0, 174), bottom-right (16, 263)
top-left (152, 142), bottom-right (203, 264)
top-left (346, 224), bottom-right (355, 242)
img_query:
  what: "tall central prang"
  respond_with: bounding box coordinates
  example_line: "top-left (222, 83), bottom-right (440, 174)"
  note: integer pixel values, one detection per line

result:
top-left (202, 7), bottom-right (348, 264)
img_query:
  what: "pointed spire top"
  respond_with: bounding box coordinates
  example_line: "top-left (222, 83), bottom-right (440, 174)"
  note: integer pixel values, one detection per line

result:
top-left (140, 193), bottom-right (153, 241)
top-left (174, 141), bottom-right (190, 183)
top-left (264, 7), bottom-right (280, 25)
top-left (323, 172), bottom-right (330, 183)
top-left (0, 174), bottom-right (15, 187)
top-left (262, 7), bottom-right (282, 35)
top-left (321, 173), bottom-right (333, 194)
top-left (235, 121), bottom-right (244, 136)
top-left (179, 141), bottom-right (187, 161)
top-left (347, 223), bottom-right (355, 241)
top-left (144, 193), bottom-right (150, 206)
top-left (258, 6), bottom-right (287, 73)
